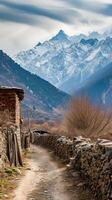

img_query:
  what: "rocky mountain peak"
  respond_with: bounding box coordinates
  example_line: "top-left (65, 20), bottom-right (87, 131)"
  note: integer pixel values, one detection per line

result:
top-left (0, 50), bottom-right (4, 57)
top-left (14, 30), bottom-right (112, 95)
top-left (51, 30), bottom-right (69, 41)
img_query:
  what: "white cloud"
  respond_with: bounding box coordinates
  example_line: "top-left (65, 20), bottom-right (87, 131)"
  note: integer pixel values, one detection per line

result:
top-left (0, 0), bottom-right (112, 56)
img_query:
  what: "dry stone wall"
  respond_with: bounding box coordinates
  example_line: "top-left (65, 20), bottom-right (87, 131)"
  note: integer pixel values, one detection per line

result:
top-left (0, 128), bottom-right (7, 169)
top-left (33, 133), bottom-right (112, 200)
top-left (0, 92), bottom-right (21, 127)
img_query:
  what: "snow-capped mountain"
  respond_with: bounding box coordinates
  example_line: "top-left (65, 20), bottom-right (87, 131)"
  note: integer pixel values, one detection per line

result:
top-left (14, 30), bottom-right (112, 93)
top-left (61, 37), bottom-right (112, 92)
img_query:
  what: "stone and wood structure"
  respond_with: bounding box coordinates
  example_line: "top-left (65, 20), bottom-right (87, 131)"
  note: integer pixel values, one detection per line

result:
top-left (0, 87), bottom-right (24, 126)
top-left (0, 87), bottom-right (24, 168)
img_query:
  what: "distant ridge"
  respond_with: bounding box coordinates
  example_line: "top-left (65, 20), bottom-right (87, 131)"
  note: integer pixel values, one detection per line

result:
top-left (0, 50), bottom-right (69, 120)
top-left (75, 62), bottom-right (112, 106)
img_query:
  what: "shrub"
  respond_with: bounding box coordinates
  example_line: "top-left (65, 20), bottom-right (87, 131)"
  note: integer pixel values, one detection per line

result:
top-left (64, 97), bottom-right (112, 139)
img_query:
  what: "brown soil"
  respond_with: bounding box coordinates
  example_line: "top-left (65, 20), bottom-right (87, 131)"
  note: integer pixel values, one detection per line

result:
top-left (12, 145), bottom-right (95, 200)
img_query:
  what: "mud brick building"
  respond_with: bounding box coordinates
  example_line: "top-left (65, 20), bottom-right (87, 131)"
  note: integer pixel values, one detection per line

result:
top-left (0, 87), bottom-right (24, 168)
top-left (0, 87), bottom-right (24, 126)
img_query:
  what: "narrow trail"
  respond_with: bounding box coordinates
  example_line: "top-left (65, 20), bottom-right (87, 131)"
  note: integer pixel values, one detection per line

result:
top-left (13, 145), bottom-right (95, 200)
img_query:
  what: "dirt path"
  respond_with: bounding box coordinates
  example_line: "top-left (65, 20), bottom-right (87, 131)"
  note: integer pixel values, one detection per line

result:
top-left (12, 145), bottom-right (95, 200)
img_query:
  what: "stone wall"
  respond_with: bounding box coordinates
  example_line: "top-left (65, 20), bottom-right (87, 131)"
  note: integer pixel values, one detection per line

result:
top-left (0, 92), bottom-right (16, 124)
top-left (0, 91), bottom-right (21, 126)
top-left (0, 128), bottom-right (7, 169)
top-left (0, 91), bottom-right (21, 155)
top-left (33, 133), bottom-right (112, 200)
top-left (15, 94), bottom-right (21, 127)
top-left (0, 88), bottom-right (24, 168)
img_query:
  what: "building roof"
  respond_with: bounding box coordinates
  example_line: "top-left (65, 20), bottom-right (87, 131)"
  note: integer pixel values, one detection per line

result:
top-left (0, 86), bottom-right (24, 101)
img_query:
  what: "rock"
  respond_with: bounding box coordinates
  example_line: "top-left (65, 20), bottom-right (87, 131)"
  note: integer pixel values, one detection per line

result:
top-left (34, 133), bottom-right (112, 200)
top-left (4, 194), bottom-right (8, 198)
top-left (71, 172), bottom-right (79, 178)
top-left (26, 167), bottom-right (31, 170)
top-left (14, 168), bottom-right (21, 175)
top-left (77, 182), bottom-right (85, 187)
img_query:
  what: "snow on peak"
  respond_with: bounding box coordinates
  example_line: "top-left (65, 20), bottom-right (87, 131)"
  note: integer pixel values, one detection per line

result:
top-left (50, 30), bottom-right (69, 41)
top-left (14, 30), bottom-right (112, 93)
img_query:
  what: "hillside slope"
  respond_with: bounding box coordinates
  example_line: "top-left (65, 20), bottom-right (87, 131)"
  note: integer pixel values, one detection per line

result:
top-left (75, 62), bottom-right (112, 106)
top-left (0, 50), bottom-right (69, 120)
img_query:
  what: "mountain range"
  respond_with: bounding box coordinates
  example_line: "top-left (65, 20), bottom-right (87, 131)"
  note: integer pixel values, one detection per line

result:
top-left (75, 61), bottom-right (112, 107)
top-left (15, 29), bottom-right (112, 94)
top-left (0, 50), bottom-right (69, 121)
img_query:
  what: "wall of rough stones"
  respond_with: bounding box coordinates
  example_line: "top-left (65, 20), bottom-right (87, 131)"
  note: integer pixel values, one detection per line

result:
top-left (0, 91), bottom-right (21, 127)
top-left (0, 128), bottom-right (7, 169)
top-left (15, 94), bottom-right (21, 127)
top-left (0, 92), bottom-right (16, 124)
top-left (33, 133), bottom-right (112, 200)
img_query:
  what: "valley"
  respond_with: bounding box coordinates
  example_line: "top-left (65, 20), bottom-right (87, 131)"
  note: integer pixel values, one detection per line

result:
top-left (0, 1), bottom-right (112, 200)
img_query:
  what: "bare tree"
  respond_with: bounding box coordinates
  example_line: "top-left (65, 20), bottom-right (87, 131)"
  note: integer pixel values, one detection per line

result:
top-left (64, 96), bottom-right (112, 139)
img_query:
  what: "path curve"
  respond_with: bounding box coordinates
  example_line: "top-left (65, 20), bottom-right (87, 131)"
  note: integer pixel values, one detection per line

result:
top-left (13, 145), bottom-right (95, 200)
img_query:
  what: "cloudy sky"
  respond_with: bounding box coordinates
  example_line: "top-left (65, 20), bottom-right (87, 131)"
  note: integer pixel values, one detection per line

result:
top-left (0, 0), bottom-right (112, 56)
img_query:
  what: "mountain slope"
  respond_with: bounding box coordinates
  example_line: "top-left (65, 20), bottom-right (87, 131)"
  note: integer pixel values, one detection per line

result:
top-left (15, 30), bottom-right (112, 93)
top-left (0, 50), bottom-right (69, 120)
top-left (75, 62), bottom-right (112, 106)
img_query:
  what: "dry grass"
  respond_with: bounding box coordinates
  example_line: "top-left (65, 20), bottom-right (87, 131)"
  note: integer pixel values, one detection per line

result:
top-left (50, 122), bottom-right (68, 136)
top-left (64, 97), bottom-right (112, 140)
top-left (21, 98), bottom-right (112, 140)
